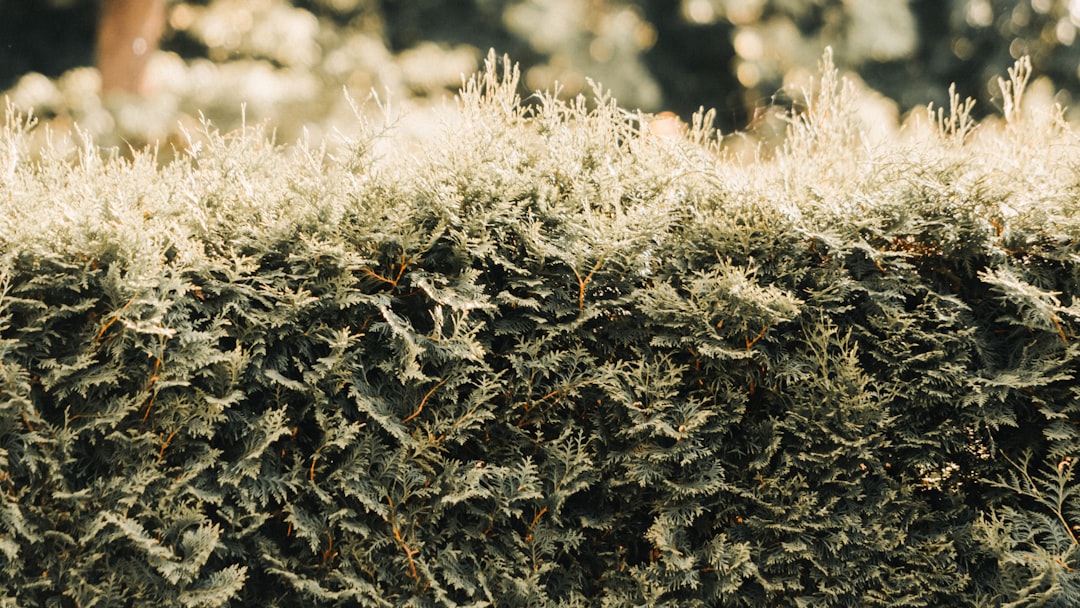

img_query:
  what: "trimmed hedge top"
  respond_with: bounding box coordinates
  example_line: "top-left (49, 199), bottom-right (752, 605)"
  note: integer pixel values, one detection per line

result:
top-left (1, 53), bottom-right (1079, 606)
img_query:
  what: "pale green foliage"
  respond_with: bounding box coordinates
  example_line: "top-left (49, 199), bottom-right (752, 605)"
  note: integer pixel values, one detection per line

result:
top-left (1, 52), bottom-right (1078, 606)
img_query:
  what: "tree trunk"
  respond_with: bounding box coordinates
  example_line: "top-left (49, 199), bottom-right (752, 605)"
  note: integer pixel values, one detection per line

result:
top-left (95, 0), bottom-right (166, 97)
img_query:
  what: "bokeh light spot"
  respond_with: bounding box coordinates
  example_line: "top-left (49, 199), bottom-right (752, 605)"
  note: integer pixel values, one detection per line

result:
top-left (736, 60), bottom-right (760, 87)
top-left (635, 22), bottom-right (658, 50)
top-left (1057, 18), bottom-right (1077, 45)
top-left (589, 39), bottom-right (614, 63)
top-left (952, 36), bottom-right (975, 59)
top-left (734, 29), bottom-right (764, 61)
top-left (169, 4), bottom-right (197, 31)
top-left (1009, 37), bottom-right (1029, 58)
top-left (726, 0), bottom-right (764, 25)
top-left (683, 0), bottom-right (717, 25)
top-left (967, 0), bottom-right (994, 28)
top-left (1011, 3), bottom-right (1030, 28)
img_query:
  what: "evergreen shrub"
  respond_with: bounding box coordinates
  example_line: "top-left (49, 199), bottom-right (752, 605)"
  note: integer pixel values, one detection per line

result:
top-left (1, 53), bottom-right (1078, 606)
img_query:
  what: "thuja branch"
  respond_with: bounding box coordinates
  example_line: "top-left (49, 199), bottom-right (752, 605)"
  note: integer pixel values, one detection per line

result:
top-left (441, 400), bottom-right (484, 440)
top-left (999, 453), bottom-right (1079, 546)
top-left (515, 378), bottom-right (591, 427)
top-left (525, 506), bottom-right (548, 572)
top-left (1054, 457), bottom-right (1079, 546)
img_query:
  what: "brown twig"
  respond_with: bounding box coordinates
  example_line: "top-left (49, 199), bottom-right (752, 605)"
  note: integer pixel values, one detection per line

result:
top-left (140, 356), bottom-right (163, 422)
top-left (157, 429), bottom-right (177, 462)
top-left (387, 496), bottom-right (420, 580)
top-left (359, 253), bottom-right (411, 292)
top-left (403, 377), bottom-right (447, 423)
top-left (96, 297), bottom-right (135, 342)
top-left (571, 255), bottom-right (606, 310)
top-left (745, 325), bottom-right (768, 350)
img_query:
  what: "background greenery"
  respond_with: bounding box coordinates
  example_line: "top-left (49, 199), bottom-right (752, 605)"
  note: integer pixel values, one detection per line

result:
top-left (4, 0), bottom-right (1080, 149)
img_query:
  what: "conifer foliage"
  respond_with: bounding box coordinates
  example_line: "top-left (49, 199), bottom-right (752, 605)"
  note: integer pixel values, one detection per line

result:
top-left (1, 54), bottom-right (1078, 606)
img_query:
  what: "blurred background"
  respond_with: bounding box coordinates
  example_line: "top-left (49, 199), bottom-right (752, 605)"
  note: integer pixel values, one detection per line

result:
top-left (2, 0), bottom-right (1080, 151)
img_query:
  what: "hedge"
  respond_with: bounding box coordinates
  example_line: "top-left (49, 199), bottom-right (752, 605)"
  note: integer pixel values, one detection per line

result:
top-left (1, 53), bottom-right (1078, 606)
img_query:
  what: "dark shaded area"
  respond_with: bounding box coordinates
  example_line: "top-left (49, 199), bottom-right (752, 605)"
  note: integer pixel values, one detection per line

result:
top-left (638, 2), bottom-right (744, 128)
top-left (0, 0), bottom-right (98, 90)
top-left (862, 1), bottom-right (959, 110)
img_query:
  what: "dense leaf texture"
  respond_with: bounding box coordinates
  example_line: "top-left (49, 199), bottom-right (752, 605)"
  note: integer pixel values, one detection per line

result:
top-left (0, 56), bottom-right (1077, 606)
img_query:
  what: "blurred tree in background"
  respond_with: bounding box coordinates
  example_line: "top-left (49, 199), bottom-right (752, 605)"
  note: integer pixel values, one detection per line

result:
top-left (2, 0), bottom-right (1080, 146)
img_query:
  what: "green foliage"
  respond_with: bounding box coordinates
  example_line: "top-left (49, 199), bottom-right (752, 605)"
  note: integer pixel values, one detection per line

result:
top-left (2, 53), bottom-right (1079, 606)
